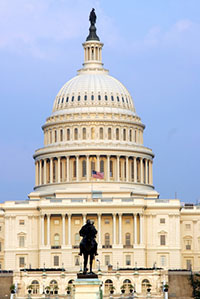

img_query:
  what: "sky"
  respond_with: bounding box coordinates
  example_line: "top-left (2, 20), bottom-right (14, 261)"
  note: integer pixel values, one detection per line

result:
top-left (0, 0), bottom-right (200, 204)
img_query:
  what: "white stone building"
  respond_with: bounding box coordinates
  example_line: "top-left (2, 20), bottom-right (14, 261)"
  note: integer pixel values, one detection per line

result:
top-left (0, 14), bottom-right (199, 298)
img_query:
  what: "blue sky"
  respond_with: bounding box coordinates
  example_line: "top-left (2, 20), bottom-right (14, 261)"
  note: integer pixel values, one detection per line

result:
top-left (0, 0), bottom-right (200, 203)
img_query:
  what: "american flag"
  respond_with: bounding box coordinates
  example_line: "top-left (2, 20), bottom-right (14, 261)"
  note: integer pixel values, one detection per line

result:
top-left (92, 170), bottom-right (104, 179)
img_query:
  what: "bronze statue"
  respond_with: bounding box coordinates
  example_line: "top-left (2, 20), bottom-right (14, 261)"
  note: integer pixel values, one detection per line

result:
top-left (89, 8), bottom-right (96, 26)
top-left (79, 219), bottom-right (98, 274)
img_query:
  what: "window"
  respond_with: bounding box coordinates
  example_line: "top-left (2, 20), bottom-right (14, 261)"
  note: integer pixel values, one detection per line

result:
top-left (54, 234), bottom-right (60, 246)
top-left (75, 233), bottom-right (80, 245)
top-left (66, 96), bottom-right (69, 102)
top-left (67, 128), bottom-right (70, 140)
top-left (74, 128), bottom-right (78, 140)
top-left (99, 127), bottom-right (103, 139)
top-left (82, 160), bottom-right (86, 177)
top-left (100, 160), bottom-right (104, 173)
top-left (98, 95), bottom-right (101, 101)
top-left (141, 279), bottom-right (150, 293)
top-left (50, 131), bottom-right (52, 143)
top-left (160, 255), bottom-right (166, 267)
top-left (123, 279), bottom-right (132, 294)
top-left (122, 97), bottom-right (124, 103)
top-left (0, 263), bottom-right (1, 269)
top-left (71, 96), bottom-right (74, 102)
top-left (73, 160), bottom-right (76, 177)
top-left (125, 219), bottom-right (130, 224)
top-left (60, 129), bottom-right (63, 141)
top-left (54, 220), bottom-right (59, 225)
top-left (84, 95), bottom-right (87, 101)
top-left (0, 242), bottom-right (1, 251)
top-left (19, 220), bottom-right (24, 225)
top-left (54, 256), bottom-right (59, 266)
top-left (108, 128), bottom-right (112, 140)
top-left (0, 226), bottom-right (2, 231)
top-left (125, 233), bottom-right (131, 246)
top-left (78, 95), bottom-right (81, 101)
top-left (19, 236), bottom-right (25, 248)
top-left (129, 129), bottom-right (132, 141)
top-left (91, 159), bottom-right (95, 175)
top-left (75, 255), bottom-right (80, 266)
top-left (185, 224), bottom-right (191, 230)
top-left (82, 128), bottom-right (86, 140)
top-left (116, 128), bottom-right (119, 140)
top-left (105, 219), bottom-right (110, 224)
top-left (91, 127), bottom-right (95, 139)
top-left (19, 257), bottom-right (25, 268)
top-left (110, 160), bottom-right (113, 177)
top-left (131, 161), bottom-right (134, 180)
top-left (105, 279), bottom-right (113, 295)
top-left (186, 240), bottom-right (192, 250)
top-left (50, 280), bottom-right (58, 289)
top-left (32, 280), bottom-right (39, 295)
top-left (91, 95), bottom-right (94, 101)
top-left (55, 130), bottom-right (57, 142)
top-left (126, 255), bottom-right (131, 266)
top-left (75, 219), bottom-right (80, 225)
top-left (105, 95), bottom-right (108, 101)
top-left (117, 96), bottom-right (120, 102)
top-left (105, 233), bottom-right (110, 246)
top-left (160, 235), bottom-right (166, 246)
top-left (160, 218), bottom-right (165, 224)
top-left (105, 256), bottom-right (110, 266)
top-left (123, 129), bottom-right (126, 141)
top-left (186, 259), bottom-right (192, 270)
top-left (111, 95), bottom-right (114, 101)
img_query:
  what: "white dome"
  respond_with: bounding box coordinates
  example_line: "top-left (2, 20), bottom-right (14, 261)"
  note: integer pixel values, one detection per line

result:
top-left (52, 73), bottom-right (136, 115)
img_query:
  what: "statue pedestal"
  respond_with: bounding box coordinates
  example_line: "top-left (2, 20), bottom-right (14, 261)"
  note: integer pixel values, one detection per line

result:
top-left (74, 278), bottom-right (101, 299)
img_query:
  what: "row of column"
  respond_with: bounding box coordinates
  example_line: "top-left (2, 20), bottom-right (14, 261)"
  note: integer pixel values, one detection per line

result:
top-left (40, 213), bottom-right (143, 247)
top-left (35, 155), bottom-right (153, 186)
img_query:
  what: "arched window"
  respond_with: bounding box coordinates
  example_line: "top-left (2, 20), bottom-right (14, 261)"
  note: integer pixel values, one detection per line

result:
top-left (123, 129), bottom-right (126, 141)
top-left (141, 279), bottom-right (150, 293)
top-left (105, 279), bottom-right (113, 295)
top-left (74, 128), bottom-right (78, 140)
top-left (31, 280), bottom-right (39, 294)
top-left (110, 160), bottom-right (113, 177)
top-left (108, 128), bottom-right (112, 140)
top-left (105, 233), bottom-right (110, 246)
top-left (75, 233), bottom-right (80, 245)
top-left (91, 127), bottom-right (95, 139)
top-left (136, 158), bottom-right (140, 182)
top-left (50, 280), bottom-right (58, 294)
top-left (73, 160), bottom-right (76, 177)
top-left (60, 129), bottom-right (63, 141)
top-left (55, 130), bottom-right (57, 142)
top-left (100, 160), bottom-right (104, 173)
top-left (54, 234), bottom-right (60, 246)
top-left (129, 129), bottom-right (132, 141)
top-left (125, 233), bottom-right (131, 246)
top-left (67, 128), bottom-right (70, 141)
top-left (91, 159), bottom-right (95, 175)
top-left (123, 279), bottom-right (132, 294)
top-left (82, 160), bottom-right (86, 177)
top-left (53, 158), bottom-right (57, 183)
top-left (131, 160), bottom-right (134, 181)
top-left (124, 160), bottom-right (126, 180)
top-left (82, 128), bottom-right (86, 140)
top-left (116, 128), bottom-right (119, 140)
top-left (99, 127), bottom-right (103, 139)
top-left (50, 130), bottom-right (52, 143)
top-left (135, 130), bottom-right (137, 142)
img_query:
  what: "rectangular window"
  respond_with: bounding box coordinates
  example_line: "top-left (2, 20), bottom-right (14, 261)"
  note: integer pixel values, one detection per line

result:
top-left (126, 255), bottom-right (131, 266)
top-left (105, 255), bottom-right (110, 266)
top-left (0, 226), bottom-right (1, 231)
top-left (186, 259), bottom-right (191, 270)
top-left (19, 257), bottom-right (25, 268)
top-left (125, 219), bottom-right (130, 224)
top-left (0, 263), bottom-right (1, 269)
top-left (186, 240), bottom-right (191, 250)
top-left (160, 255), bottom-right (166, 267)
top-left (75, 219), bottom-right (80, 225)
top-left (185, 224), bottom-right (191, 230)
top-left (75, 256), bottom-right (80, 266)
top-left (105, 219), bottom-right (110, 224)
top-left (0, 242), bottom-right (1, 251)
top-left (160, 218), bottom-right (165, 224)
top-left (54, 256), bottom-right (59, 267)
top-left (54, 220), bottom-right (60, 225)
top-left (160, 235), bottom-right (166, 245)
top-left (19, 220), bottom-right (25, 225)
top-left (19, 236), bottom-right (25, 248)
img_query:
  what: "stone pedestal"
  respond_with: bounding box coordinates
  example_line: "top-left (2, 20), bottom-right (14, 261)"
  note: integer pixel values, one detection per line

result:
top-left (74, 278), bottom-right (101, 299)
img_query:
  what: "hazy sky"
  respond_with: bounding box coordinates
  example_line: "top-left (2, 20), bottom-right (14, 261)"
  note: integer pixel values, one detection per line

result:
top-left (0, 0), bottom-right (200, 203)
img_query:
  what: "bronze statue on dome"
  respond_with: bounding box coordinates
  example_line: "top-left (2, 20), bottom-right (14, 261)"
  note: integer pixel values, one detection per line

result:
top-left (89, 8), bottom-right (97, 26)
top-left (78, 219), bottom-right (98, 275)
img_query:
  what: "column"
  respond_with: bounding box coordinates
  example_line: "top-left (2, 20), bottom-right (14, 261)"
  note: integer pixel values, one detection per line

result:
top-left (47, 214), bottom-right (50, 246)
top-left (97, 155), bottom-right (100, 172)
top-left (134, 214), bottom-right (137, 245)
top-left (35, 161), bottom-right (39, 186)
top-left (62, 214), bottom-right (66, 246)
top-left (134, 157), bottom-right (137, 183)
top-left (117, 156), bottom-right (120, 182)
top-left (44, 159), bottom-right (47, 185)
top-left (67, 156), bottom-right (70, 182)
top-left (98, 214), bottom-right (101, 246)
top-left (119, 213), bottom-right (122, 245)
top-left (126, 156), bottom-right (129, 182)
top-left (39, 160), bottom-right (42, 185)
top-left (150, 160), bottom-right (153, 185)
top-left (140, 158), bottom-right (143, 184)
top-left (113, 214), bottom-right (116, 245)
top-left (57, 157), bottom-right (61, 183)
top-left (50, 158), bottom-right (53, 183)
top-left (107, 155), bottom-right (110, 181)
top-left (68, 214), bottom-right (71, 246)
top-left (41, 215), bottom-right (44, 246)
top-left (145, 159), bottom-right (148, 184)
top-left (83, 214), bottom-right (86, 224)
top-left (140, 214), bottom-right (143, 244)
top-left (76, 156), bottom-right (79, 182)
top-left (86, 155), bottom-right (89, 181)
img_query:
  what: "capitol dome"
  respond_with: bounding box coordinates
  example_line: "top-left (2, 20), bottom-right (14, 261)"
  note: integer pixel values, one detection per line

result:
top-left (31, 17), bottom-right (158, 200)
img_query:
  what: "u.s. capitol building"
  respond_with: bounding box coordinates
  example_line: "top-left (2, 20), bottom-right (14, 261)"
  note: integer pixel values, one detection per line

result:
top-left (0, 12), bottom-right (199, 298)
